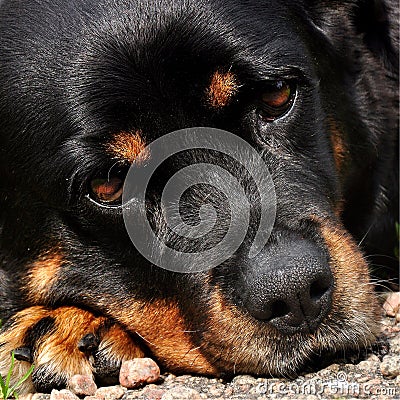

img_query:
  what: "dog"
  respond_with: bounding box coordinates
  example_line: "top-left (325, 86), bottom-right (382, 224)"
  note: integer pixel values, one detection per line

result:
top-left (0, 0), bottom-right (398, 394)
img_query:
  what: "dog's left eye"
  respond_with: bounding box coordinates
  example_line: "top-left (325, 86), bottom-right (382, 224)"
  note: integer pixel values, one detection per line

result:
top-left (89, 176), bottom-right (124, 205)
top-left (258, 80), bottom-right (295, 121)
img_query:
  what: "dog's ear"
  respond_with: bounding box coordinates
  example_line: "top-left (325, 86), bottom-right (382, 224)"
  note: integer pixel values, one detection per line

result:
top-left (306, 0), bottom-right (398, 73)
top-left (353, 0), bottom-right (398, 72)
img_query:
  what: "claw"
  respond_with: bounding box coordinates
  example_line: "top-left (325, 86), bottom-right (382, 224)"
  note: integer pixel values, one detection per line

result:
top-left (13, 347), bottom-right (33, 363)
top-left (78, 333), bottom-right (100, 353)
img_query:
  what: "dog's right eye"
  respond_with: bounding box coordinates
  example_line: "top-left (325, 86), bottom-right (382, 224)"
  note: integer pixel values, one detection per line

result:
top-left (89, 176), bottom-right (123, 206)
top-left (257, 80), bottom-right (295, 122)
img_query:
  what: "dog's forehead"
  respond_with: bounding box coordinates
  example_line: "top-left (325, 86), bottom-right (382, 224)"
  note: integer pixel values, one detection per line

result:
top-left (0, 0), bottom-right (314, 149)
top-left (77, 1), bottom-right (311, 113)
top-left (78, 0), bottom-right (310, 79)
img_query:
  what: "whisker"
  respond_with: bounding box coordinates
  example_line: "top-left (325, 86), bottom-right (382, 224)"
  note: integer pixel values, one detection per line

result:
top-left (135, 331), bottom-right (156, 347)
top-left (358, 223), bottom-right (374, 247)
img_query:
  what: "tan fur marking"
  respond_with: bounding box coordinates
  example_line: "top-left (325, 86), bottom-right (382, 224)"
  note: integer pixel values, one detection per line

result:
top-left (26, 251), bottom-right (62, 303)
top-left (207, 71), bottom-right (238, 108)
top-left (0, 307), bottom-right (144, 396)
top-left (107, 130), bottom-right (149, 163)
top-left (329, 118), bottom-right (349, 173)
top-left (35, 307), bottom-right (105, 370)
top-left (110, 299), bottom-right (218, 375)
top-left (191, 219), bottom-right (381, 375)
top-left (97, 324), bottom-right (145, 362)
top-left (314, 217), bottom-right (380, 328)
top-left (0, 307), bottom-right (51, 394)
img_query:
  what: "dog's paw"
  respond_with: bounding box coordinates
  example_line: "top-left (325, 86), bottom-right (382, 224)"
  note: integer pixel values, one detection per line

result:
top-left (0, 306), bottom-right (145, 394)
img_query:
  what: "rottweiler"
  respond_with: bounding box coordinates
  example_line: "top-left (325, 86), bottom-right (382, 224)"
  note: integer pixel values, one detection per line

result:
top-left (0, 0), bottom-right (398, 395)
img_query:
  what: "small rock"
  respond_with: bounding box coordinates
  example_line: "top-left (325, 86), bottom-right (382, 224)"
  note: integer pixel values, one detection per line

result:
top-left (325, 363), bottom-right (340, 371)
top-left (365, 378), bottom-right (382, 386)
top-left (19, 395), bottom-right (33, 400)
top-left (232, 375), bottom-right (257, 385)
top-left (207, 384), bottom-right (225, 397)
top-left (357, 360), bottom-right (378, 370)
top-left (119, 358), bottom-right (160, 388)
top-left (383, 292), bottom-right (400, 317)
top-left (49, 389), bottom-right (79, 400)
top-left (388, 337), bottom-right (400, 353)
top-left (68, 374), bottom-right (97, 396)
top-left (141, 384), bottom-right (166, 400)
top-left (32, 394), bottom-right (51, 400)
top-left (367, 354), bottom-right (380, 362)
top-left (161, 386), bottom-right (201, 400)
top-left (95, 385), bottom-right (126, 399)
top-left (380, 355), bottom-right (400, 378)
top-left (231, 374), bottom-right (257, 393)
top-left (163, 374), bottom-right (176, 382)
top-left (172, 375), bottom-right (192, 383)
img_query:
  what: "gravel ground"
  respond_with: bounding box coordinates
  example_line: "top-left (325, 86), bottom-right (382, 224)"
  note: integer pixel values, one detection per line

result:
top-left (21, 293), bottom-right (400, 400)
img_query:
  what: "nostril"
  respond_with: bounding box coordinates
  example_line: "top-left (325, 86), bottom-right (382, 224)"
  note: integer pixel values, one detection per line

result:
top-left (270, 300), bottom-right (290, 319)
top-left (248, 298), bottom-right (291, 322)
top-left (309, 277), bottom-right (331, 302)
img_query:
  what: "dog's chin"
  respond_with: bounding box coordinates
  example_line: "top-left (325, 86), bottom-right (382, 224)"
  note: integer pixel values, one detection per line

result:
top-left (194, 312), bottom-right (380, 378)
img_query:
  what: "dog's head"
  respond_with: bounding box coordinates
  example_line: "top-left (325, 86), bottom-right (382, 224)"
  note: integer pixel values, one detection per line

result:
top-left (0, 0), bottom-right (398, 376)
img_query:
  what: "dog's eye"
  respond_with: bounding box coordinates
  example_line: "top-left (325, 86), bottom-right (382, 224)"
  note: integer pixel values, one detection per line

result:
top-left (90, 176), bottom-right (123, 205)
top-left (258, 80), bottom-right (295, 121)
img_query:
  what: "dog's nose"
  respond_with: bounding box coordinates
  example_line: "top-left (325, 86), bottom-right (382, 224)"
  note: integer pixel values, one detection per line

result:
top-left (240, 238), bottom-right (333, 335)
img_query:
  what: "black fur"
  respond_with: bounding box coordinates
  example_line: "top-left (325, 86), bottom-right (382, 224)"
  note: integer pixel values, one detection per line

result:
top-left (0, 0), bottom-right (398, 389)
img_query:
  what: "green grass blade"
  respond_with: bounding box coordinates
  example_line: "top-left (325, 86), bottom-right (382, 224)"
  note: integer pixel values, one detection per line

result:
top-left (5, 352), bottom-right (15, 392)
top-left (0, 373), bottom-right (7, 399)
top-left (8, 364), bottom-right (35, 398)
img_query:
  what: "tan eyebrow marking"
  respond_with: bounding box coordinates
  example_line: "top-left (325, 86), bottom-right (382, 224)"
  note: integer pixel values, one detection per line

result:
top-left (206, 70), bottom-right (239, 108)
top-left (107, 130), bottom-right (149, 163)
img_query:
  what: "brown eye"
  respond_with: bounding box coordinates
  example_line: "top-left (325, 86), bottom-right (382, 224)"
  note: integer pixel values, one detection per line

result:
top-left (258, 80), bottom-right (295, 121)
top-left (90, 176), bottom-right (123, 205)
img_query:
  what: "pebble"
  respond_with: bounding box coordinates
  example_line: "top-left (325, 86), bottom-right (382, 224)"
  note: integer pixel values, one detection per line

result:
top-left (357, 359), bottom-right (378, 371)
top-left (206, 384), bottom-right (225, 397)
top-left (383, 292), bottom-right (400, 317)
top-left (32, 394), bottom-right (50, 400)
top-left (140, 385), bottom-right (166, 400)
top-left (232, 375), bottom-right (257, 385)
top-left (231, 375), bottom-right (257, 393)
top-left (160, 386), bottom-right (202, 400)
top-left (119, 358), bottom-right (160, 389)
top-left (366, 354), bottom-right (380, 362)
top-left (95, 385), bottom-right (126, 399)
top-left (49, 389), bottom-right (79, 400)
top-left (380, 355), bottom-right (400, 378)
top-left (68, 374), bottom-right (97, 396)
top-left (19, 395), bottom-right (33, 400)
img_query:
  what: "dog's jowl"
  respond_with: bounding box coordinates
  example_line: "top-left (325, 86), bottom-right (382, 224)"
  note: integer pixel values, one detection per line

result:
top-left (0, 0), bottom-right (398, 394)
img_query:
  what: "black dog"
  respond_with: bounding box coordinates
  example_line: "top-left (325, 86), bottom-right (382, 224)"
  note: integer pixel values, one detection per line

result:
top-left (0, 0), bottom-right (398, 394)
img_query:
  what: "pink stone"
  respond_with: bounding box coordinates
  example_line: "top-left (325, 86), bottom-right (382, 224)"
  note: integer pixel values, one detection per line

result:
top-left (94, 385), bottom-right (126, 399)
top-left (119, 358), bottom-right (160, 389)
top-left (68, 374), bottom-right (97, 396)
top-left (49, 389), bottom-right (79, 400)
